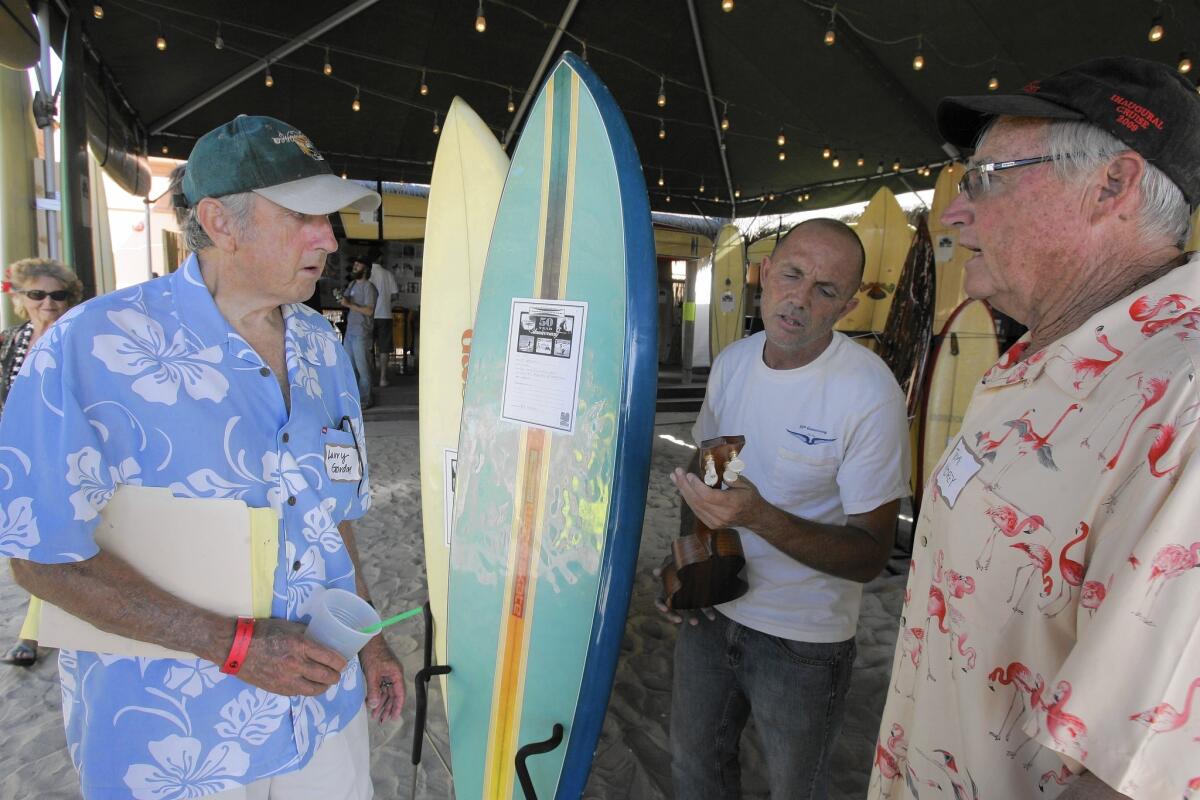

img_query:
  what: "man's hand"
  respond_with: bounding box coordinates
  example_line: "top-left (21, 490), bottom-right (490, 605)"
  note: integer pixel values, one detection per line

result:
top-left (359, 635), bottom-right (405, 723)
top-left (651, 565), bottom-right (717, 626)
top-left (670, 467), bottom-right (764, 531)
top-left (237, 618), bottom-right (347, 696)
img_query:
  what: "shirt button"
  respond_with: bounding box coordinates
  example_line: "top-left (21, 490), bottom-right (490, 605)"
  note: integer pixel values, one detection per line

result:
top-left (259, 367), bottom-right (270, 377)
top-left (292, 560), bottom-right (301, 571)
top-left (287, 496), bottom-right (297, 506)
top-left (282, 433), bottom-right (290, 443)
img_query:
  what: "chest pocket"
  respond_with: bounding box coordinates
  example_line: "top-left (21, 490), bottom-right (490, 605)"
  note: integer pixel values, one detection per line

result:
top-left (773, 445), bottom-right (840, 508)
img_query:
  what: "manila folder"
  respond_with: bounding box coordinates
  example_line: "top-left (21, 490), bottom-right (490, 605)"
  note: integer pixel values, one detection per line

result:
top-left (37, 485), bottom-right (278, 660)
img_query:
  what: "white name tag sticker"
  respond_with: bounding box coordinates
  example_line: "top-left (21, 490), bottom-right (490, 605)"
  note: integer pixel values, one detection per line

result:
top-left (325, 443), bottom-right (362, 482)
top-left (936, 437), bottom-right (982, 509)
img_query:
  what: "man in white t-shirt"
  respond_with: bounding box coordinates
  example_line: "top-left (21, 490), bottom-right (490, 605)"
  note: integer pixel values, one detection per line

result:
top-left (368, 262), bottom-right (398, 385)
top-left (661, 218), bottom-right (910, 799)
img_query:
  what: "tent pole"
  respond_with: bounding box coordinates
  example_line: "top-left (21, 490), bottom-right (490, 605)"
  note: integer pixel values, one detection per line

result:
top-left (149, 0), bottom-right (383, 135)
top-left (502, 0), bottom-right (581, 149)
top-left (684, 0), bottom-right (735, 217)
top-left (33, 1), bottom-right (59, 261)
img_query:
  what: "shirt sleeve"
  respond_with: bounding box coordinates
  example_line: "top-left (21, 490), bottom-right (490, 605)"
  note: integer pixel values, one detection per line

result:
top-left (1025, 441), bottom-right (1200, 799)
top-left (836, 386), bottom-right (911, 515)
top-left (0, 325), bottom-right (110, 563)
top-left (691, 351), bottom-right (726, 446)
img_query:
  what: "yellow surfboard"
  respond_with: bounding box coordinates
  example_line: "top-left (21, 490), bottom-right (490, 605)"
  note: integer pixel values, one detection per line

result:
top-left (838, 186), bottom-right (912, 332)
top-left (929, 163), bottom-right (971, 335)
top-left (1187, 207), bottom-right (1199, 252)
top-left (709, 223), bottom-right (745, 361)
top-left (419, 97), bottom-right (508, 711)
top-left (920, 299), bottom-right (999, 491)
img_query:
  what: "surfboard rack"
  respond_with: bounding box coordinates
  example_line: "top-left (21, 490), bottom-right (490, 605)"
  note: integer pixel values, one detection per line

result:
top-left (515, 723), bottom-right (565, 800)
top-left (412, 601), bottom-right (452, 768)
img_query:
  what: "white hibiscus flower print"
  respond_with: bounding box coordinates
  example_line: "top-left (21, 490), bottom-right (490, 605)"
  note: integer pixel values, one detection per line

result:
top-left (93, 308), bottom-right (230, 405)
top-left (65, 447), bottom-right (142, 522)
top-left (164, 660), bottom-right (225, 698)
top-left (215, 690), bottom-right (289, 745)
top-left (301, 498), bottom-right (342, 553)
top-left (123, 735), bottom-right (249, 799)
top-left (0, 497), bottom-right (39, 557)
top-left (262, 451), bottom-right (308, 513)
top-left (288, 315), bottom-right (340, 367)
top-left (285, 541), bottom-right (326, 617)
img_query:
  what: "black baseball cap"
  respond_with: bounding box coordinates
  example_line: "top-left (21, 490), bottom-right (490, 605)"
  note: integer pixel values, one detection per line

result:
top-left (182, 115), bottom-right (380, 215)
top-left (938, 57), bottom-right (1200, 207)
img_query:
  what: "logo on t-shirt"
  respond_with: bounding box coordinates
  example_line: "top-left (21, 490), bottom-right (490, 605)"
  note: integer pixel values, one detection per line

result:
top-left (787, 425), bottom-right (837, 445)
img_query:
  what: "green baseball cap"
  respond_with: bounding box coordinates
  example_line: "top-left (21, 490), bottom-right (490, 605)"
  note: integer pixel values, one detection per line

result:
top-left (181, 115), bottom-right (380, 215)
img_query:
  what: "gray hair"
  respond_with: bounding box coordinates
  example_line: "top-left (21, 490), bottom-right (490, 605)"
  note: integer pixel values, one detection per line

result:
top-left (979, 117), bottom-right (1191, 247)
top-left (182, 192), bottom-right (257, 251)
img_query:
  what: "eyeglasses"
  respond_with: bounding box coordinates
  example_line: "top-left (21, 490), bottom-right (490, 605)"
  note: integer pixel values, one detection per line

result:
top-left (17, 289), bottom-right (71, 302)
top-left (958, 154), bottom-right (1073, 201)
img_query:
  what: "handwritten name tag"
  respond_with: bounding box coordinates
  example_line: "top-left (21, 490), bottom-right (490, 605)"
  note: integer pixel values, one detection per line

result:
top-left (325, 443), bottom-right (362, 482)
top-left (936, 437), bottom-right (982, 508)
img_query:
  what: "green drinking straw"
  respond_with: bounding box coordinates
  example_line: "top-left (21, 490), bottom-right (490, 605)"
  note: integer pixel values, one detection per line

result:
top-left (360, 606), bottom-right (423, 634)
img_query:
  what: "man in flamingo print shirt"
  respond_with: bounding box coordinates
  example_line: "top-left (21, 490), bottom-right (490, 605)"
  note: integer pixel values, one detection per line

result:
top-left (872, 58), bottom-right (1200, 799)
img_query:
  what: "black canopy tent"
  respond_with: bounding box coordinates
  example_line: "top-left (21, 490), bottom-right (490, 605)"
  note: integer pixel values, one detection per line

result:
top-left (26, 0), bottom-right (1200, 218)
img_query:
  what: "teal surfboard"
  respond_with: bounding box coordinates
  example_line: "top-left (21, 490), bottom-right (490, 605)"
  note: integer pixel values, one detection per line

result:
top-left (445, 52), bottom-right (657, 799)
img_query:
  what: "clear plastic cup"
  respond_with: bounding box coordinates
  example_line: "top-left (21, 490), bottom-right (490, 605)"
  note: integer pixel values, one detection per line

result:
top-left (304, 588), bottom-right (380, 660)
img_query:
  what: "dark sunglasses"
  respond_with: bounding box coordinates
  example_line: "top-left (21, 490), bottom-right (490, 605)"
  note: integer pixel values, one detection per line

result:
top-left (18, 289), bottom-right (71, 301)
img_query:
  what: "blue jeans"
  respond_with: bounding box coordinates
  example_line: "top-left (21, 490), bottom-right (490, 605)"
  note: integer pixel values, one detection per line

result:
top-left (343, 331), bottom-right (372, 405)
top-left (670, 612), bottom-right (855, 800)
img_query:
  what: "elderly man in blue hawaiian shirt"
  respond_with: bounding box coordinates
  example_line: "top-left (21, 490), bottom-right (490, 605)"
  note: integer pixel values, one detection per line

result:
top-left (0, 116), bottom-right (403, 799)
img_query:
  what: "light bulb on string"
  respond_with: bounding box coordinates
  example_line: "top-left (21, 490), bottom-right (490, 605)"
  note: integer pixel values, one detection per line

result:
top-left (323, 47), bottom-right (333, 76)
top-left (778, 150), bottom-right (786, 161)
top-left (804, 193), bottom-right (810, 201)
top-left (768, 193), bottom-right (775, 201)
top-left (892, 157), bottom-right (901, 172)
top-left (156, 28), bottom-right (167, 51)
top-left (1179, 53), bottom-right (1192, 74)
top-left (720, 102), bottom-right (730, 131)
top-left (876, 160), bottom-right (884, 174)
top-left (912, 39), bottom-right (925, 71)
top-left (824, 23), bottom-right (835, 46)
top-left (351, 87), bottom-right (361, 112)
top-left (665, 192), bottom-right (671, 203)
top-left (657, 75), bottom-right (667, 108)
top-left (776, 128), bottom-right (786, 147)
top-left (988, 74), bottom-right (999, 91)
top-left (658, 119), bottom-right (666, 140)
top-left (160, 145), bottom-right (169, 155)
top-left (796, 194), bottom-right (804, 204)
top-left (722, 0), bottom-right (734, 12)
top-left (734, 187), bottom-right (741, 198)
top-left (1148, 15), bottom-right (1164, 42)
top-left (698, 178), bottom-right (706, 193)
top-left (264, 66), bottom-right (274, 88)
top-left (341, 168), bottom-right (348, 179)
top-left (856, 154), bottom-right (865, 167)
top-left (214, 23), bottom-right (224, 49)
top-left (419, 70), bottom-right (429, 96)
top-left (657, 169), bottom-right (665, 188)
top-left (831, 154), bottom-right (840, 168)
top-left (822, 144), bottom-right (831, 159)
top-left (507, 87), bottom-right (515, 113)
top-left (432, 113), bottom-right (440, 135)
top-left (92, 2), bottom-right (104, 20)
top-left (475, 1), bottom-right (487, 32)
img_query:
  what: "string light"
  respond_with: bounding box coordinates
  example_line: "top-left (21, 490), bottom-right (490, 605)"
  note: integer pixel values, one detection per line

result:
top-left (1148, 15), bottom-right (1164, 43)
top-left (92, 2), bottom-right (104, 20)
top-left (658, 118), bottom-right (666, 140)
top-left (734, 187), bottom-right (741, 198)
top-left (161, 145), bottom-right (169, 154)
top-left (720, 102), bottom-right (730, 131)
top-left (657, 168), bottom-right (664, 187)
top-left (1179, 53), bottom-right (1193, 74)
top-left (698, 177), bottom-right (706, 193)
top-left (831, 153), bottom-right (840, 168)
top-left (778, 149), bottom-right (786, 161)
top-left (856, 154), bottom-right (865, 167)
top-left (877, 160), bottom-right (884, 174)
top-left (432, 112), bottom-right (440, 135)
top-left (797, 194), bottom-right (805, 203)
top-left (987, 74), bottom-right (999, 91)
top-left (912, 37), bottom-right (925, 71)
top-left (768, 193), bottom-right (775, 201)
top-left (264, 66), bottom-right (274, 87)
top-left (804, 193), bottom-right (810, 201)
top-left (341, 168), bottom-right (348, 179)
top-left (824, 12), bottom-right (836, 46)
top-left (351, 87), bottom-right (361, 111)
top-left (475, 1), bottom-right (487, 33)
top-left (776, 127), bottom-right (786, 147)
top-left (822, 144), bottom-right (831, 159)
top-left (892, 157), bottom-right (901, 172)
top-left (665, 192), bottom-right (671, 203)
top-left (507, 87), bottom-right (515, 113)
top-left (214, 22), bottom-right (224, 50)
top-left (323, 46), bottom-right (333, 76)
top-left (419, 70), bottom-right (429, 96)
top-left (721, 0), bottom-right (734, 12)
top-left (657, 75), bottom-right (667, 108)
top-left (155, 27), bottom-right (167, 51)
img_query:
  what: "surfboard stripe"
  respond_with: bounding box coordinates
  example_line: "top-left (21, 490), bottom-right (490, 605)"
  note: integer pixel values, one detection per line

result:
top-left (482, 65), bottom-right (579, 799)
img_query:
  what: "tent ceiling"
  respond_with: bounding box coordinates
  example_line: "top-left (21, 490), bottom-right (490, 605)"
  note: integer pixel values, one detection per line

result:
top-left (65, 0), bottom-right (1200, 217)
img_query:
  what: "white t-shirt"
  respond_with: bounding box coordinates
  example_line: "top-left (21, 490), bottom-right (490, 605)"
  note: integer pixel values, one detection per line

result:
top-left (368, 264), bottom-right (398, 319)
top-left (692, 331), bottom-right (910, 642)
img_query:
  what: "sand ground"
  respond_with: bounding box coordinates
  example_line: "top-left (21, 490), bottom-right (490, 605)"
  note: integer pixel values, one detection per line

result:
top-left (0, 379), bottom-right (907, 799)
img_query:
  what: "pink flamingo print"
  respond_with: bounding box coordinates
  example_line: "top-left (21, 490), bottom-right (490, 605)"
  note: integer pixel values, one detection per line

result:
top-left (1185, 775), bottom-right (1200, 800)
top-left (975, 417), bottom-right (1023, 462)
top-left (1044, 325), bottom-right (1124, 389)
top-left (1146, 423), bottom-right (1181, 477)
top-left (1129, 292), bottom-right (1189, 322)
top-left (870, 723), bottom-right (907, 799)
top-left (1012, 679), bottom-right (1088, 767)
top-left (925, 586), bottom-right (950, 681)
top-left (1003, 403), bottom-right (1083, 472)
top-left (1135, 540), bottom-right (1200, 624)
top-left (924, 748), bottom-right (980, 800)
top-left (977, 505), bottom-right (1045, 571)
top-left (948, 606), bottom-right (976, 673)
top-left (988, 662), bottom-right (1038, 741)
top-left (1008, 542), bottom-right (1054, 615)
top-left (1104, 375), bottom-right (1169, 470)
top-left (946, 570), bottom-right (975, 599)
top-left (1140, 308), bottom-right (1200, 338)
top-left (1041, 523), bottom-right (1091, 617)
top-left (1129, 676), bottom-right (1200, 736)
top-left (1038, 764), bottom-right (1075, 792)
top-left (1079, 577), bottom-right (1110, 617)
top-left (904, 763), bottom-right (942, 798)
top-left (894, 626), bottom-right (925, 698)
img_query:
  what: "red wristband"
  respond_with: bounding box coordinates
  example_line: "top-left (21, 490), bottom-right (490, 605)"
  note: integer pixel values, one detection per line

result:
top-left (221, 616), bottom-right (255, 675)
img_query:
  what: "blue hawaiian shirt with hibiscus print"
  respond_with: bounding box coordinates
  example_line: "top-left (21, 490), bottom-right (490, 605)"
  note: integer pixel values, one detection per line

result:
top-left (0, 255), bottom-right (372, 799)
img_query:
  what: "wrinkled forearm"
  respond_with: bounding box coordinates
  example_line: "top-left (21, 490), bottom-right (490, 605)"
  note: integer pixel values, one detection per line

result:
top-left (11, 551), bottom-right (232, 663)
top-left (745, 501), bottom-right (891, 583)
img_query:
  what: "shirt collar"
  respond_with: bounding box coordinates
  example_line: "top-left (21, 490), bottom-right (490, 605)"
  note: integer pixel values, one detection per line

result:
top-left (980, 253), bottom-right (1200, 399)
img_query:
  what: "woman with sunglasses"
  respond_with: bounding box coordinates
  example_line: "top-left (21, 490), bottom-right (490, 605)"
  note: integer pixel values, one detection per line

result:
top-left (0, 257), bottom-right (81, 667)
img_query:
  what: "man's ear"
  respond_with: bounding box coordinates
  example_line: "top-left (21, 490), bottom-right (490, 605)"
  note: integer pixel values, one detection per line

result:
top-left (1091, 152), bottom-right (1145, 225)
top-left (759, 254), bottom-right (772, 283)
top-left (195, 197), bottom-right (241, 253)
